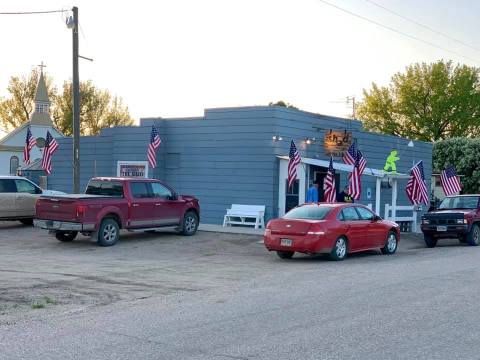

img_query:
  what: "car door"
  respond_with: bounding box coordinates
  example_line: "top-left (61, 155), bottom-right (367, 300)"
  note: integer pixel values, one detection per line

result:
top-left (128, 181), bottom-right (157, 228)
top-left (14, 179), bottom-right (41, 218)
top-left (355, 206), bottom-right (385, 247)
top-left (150, 182), bottom-right (183, 226)
top-left (0, 179), bottom-right (17, 218)
top-left (339, 206), bottom-right (365, 251)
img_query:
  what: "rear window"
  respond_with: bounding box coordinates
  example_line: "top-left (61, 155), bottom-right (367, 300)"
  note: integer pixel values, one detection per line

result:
top-left (283, 205), bottom-right (331, 220)
top-left (85, 181), bottom-right (124, 197)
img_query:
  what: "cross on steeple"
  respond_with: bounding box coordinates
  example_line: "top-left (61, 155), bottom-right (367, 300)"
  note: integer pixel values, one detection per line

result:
top-left (37, 61), bottom-right (46, 74)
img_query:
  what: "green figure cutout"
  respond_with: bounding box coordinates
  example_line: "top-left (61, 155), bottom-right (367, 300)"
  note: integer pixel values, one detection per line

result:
top-left (384, 150), bottom-right (400, 173)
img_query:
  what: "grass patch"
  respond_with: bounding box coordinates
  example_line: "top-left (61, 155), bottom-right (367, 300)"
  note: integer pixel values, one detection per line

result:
top-left (44, 296), bottom-right (56, 305)
top-left (31, 302), bottom-right (45, 309)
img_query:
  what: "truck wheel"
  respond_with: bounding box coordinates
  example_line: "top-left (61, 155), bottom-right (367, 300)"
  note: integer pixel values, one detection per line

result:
top-left (182, 211), bottom-right (198, 236)
top-left (97, 218), bottom-right (120, 246)
top-left (381, 231), bottom-right (398, 255)
top-left (467, 224), bottom-right (480, 246)
top-left (55, 231), bottom-right (78, 242)
top-left (20, 219), bottom-right (33, 226)
top-left (424, 234), bottom-right (437, 248)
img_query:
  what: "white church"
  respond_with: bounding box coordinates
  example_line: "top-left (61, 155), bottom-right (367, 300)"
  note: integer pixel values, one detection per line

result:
top-left (0, 69), bottom-right (63, 175)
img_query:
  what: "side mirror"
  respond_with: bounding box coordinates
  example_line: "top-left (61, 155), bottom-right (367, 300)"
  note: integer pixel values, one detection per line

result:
top-left (169, 193), bottom-right (178, 201)
top-left (373, 215), bottom-right (382, 221)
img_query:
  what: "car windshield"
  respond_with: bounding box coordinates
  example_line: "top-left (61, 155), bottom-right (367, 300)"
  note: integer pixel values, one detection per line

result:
top-left (85, 181), bottom-right (124, 197)
top-left (438, 196), bottom-right (479, 210)
top-left (283, 205), bottom-right (331, 220)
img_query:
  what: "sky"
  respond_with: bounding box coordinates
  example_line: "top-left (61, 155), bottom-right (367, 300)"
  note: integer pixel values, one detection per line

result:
top-left (0, 0), bottom-right (479, 137)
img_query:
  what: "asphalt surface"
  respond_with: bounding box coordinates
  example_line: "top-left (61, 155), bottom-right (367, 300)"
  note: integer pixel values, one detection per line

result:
top-left (1, 222), bottom-right (480, 359)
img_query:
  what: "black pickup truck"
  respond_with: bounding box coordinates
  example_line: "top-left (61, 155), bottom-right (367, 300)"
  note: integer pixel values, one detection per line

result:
top-left (421, 195), bottom-right (480, 248)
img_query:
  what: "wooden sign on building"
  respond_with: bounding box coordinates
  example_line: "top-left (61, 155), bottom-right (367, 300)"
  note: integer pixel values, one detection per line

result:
top-left (324, 130), bottom-right (352, 157)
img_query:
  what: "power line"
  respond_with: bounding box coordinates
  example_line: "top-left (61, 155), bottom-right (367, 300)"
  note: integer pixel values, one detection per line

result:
top-left (364, 0), bottom-right (480, 54)
top-left (0, 10), bottom-right (65, 15)
top-left (316, 0), bottom-right (480, 65)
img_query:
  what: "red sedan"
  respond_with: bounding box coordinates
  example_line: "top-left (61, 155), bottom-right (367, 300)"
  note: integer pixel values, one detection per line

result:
top-left (264, 203), bottom-right (400, 261)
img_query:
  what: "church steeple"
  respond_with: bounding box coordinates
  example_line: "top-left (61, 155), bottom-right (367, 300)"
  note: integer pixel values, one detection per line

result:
top-left (30, 62), bottom-right (53, 126)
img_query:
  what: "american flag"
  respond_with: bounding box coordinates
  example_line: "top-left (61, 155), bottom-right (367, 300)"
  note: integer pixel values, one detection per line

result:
top-left (343, 140), bottom-right (367, 175)
top-left (406, 160), bottom-right (429, 205)
top-left (441, 166), bottom-right (462, 196)
top-left (147, 125), bottom-right (162, 168)
top-left (348, 151), bottom-right (362, 200)
top-left (323, 156), bottom-right (336, 203)
top-left (23, 126), bottom-right (36, 164)
top-left (287, 140), bottom-right (301, 189)
top-left (41, 131), bottom-right (59, 175)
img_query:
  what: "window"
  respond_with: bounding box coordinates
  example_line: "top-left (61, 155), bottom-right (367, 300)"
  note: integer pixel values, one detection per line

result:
top-left (283, 205), bottom-right (331, 220)
top-left (355, 207), bottom-right (375, 221)
top-left (439, 196), bottom-right (479, 210)
top-left (15, 180), bottom-right (38, 194)
top-left (130, 182), bottom-right (150, 198)
top-left (9, 156), bottom-right (19, 175)
top-left (36, 137), bottom-right (46, 148)
top-left (86, 181), bottom-right (124, 197)
top-left (35, 103), bottom-right (49, 113)
top-left (151, 182), bottom-right (173, 199)
top-left (0, 179), bottom-right (16, 193)
top-left (341, 207), bottom-right (360, 221)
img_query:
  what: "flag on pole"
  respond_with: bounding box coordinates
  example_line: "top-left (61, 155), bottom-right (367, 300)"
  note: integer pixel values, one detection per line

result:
top-left (147, 126), bottom-right (162, 168)
top-left (348, 151), bottom-right (362, 200)
top-left (287, 140), bottom-right (301, 189)
top-left (41, 131), bottom-right (59, 175)
top-left (323, 156), bottom-right (336, 203)
top-left (343, 140), bottom-right (367, 175)
top-left (440, 166), bottom-right (462, 196)
top-left (406, 160), bottom-right (429, 205)
top-left (23, 126), bottom-right (36, 164)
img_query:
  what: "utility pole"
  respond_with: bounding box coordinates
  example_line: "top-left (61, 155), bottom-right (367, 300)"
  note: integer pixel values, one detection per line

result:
top-left (72, 6), bottom-right (80, 193)
top-left (346, 96), bottom-right (356, 119)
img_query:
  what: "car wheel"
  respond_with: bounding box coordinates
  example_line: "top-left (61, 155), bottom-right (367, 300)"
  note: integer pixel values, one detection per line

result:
top-left (276, 251), bottom-right (294, 259)
top-left (55, 231), bottom-right (78, 242)
top-left (97, 218), bottom-right (120, 246)
top-left (19, 219), bottom-right (33, 226)
top-left (467, 224), bottom-right (480, 246)
top-left (329, 236), bottom-right (347, 261)
top-left (381, 231), bottom-right (398, 255)
top-left (181, 211), bottom-right (198, 236)
top-left (424, 234), bottom-right (437, 248)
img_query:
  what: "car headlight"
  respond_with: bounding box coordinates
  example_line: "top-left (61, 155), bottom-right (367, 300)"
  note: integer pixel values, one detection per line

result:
top-left (422, 219), bottom-right (430, 224)
top-left (456, 219), bottom-right (468, 224)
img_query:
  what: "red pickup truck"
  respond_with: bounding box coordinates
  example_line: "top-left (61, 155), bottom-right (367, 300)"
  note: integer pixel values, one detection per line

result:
top-left (34, 177), bottom-right (200, 246)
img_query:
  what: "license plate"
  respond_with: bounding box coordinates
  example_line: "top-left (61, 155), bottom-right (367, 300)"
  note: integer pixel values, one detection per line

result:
top-left (437, 226), bottom-right (447, 232)
top-left (281, 238), bottom-right (293, 246)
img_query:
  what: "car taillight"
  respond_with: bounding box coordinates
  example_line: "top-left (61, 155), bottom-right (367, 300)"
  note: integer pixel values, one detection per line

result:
top-left (307, 224), bottom-right (325, 236)
top-left (76, 204), bottom-right (87, 220)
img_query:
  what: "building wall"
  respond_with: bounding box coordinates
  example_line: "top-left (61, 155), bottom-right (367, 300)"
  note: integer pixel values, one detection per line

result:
top-left (47, 106), bottom-right (432, 225)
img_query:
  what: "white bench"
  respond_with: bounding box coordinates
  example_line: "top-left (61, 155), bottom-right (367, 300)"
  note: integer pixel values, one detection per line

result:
top-left (223, 204), bottom-right (265, 229)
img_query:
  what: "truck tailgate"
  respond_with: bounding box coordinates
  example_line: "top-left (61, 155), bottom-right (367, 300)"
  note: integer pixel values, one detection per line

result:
top-left (36, 197), bottom-right (79, 222)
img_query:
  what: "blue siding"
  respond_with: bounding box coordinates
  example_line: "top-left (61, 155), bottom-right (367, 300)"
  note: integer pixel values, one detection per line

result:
top-left (48, 106), bottom-right (432, 225)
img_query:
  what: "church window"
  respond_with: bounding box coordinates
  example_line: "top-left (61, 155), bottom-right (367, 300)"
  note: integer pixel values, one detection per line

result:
top-left (9, 156), bottom-right (19, 175)
top-left (35, 103), bottom-right (49, 113)
top-left (36, 137), bottom-right (46, 148)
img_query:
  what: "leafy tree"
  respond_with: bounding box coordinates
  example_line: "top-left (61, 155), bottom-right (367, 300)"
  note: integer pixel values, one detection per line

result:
top-left (357, 61), bottom-right (480, 141)
top-left (269, 100), bottom-right (298, 110)
top-left (433, 138), bottom-right (480, 193)
top-left (0, 70), bottom-right (134, 135)
top-left (0, 69), bottom-right (56, 132)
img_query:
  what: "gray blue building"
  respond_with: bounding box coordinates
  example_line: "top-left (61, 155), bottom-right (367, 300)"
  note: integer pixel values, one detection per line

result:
top-left (47, 106), bottom-right (432, 227)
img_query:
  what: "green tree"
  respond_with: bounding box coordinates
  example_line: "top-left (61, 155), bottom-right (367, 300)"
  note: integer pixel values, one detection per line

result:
top-left (268, 100), bottom-right (298, 110)
top-left (433, 138), bottom-right (480, 193)
top-left (0, 70), bottom-right (134, 135)
top-left (0, 69), bottom-right (56, 132)
top-left (357, 61), bottom-right (480, 141)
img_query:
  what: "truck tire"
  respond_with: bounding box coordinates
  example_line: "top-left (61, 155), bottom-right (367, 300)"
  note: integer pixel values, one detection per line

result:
top-left (20, 219), bottom-right (33, 226)
top-left (181, 211), bottom-right (198, 236)
top-left (467, 224), bottom-right (480, 246)
top-left (55, 231), bottom-right (78, 242)
top-left (424, 234), bottom-right (437, 248)
top-left (97, 218), bottom-right (120, 246)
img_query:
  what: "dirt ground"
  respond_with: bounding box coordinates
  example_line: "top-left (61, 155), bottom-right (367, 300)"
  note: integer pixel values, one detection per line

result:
top-left (0, 221), bottom-right (426, 324)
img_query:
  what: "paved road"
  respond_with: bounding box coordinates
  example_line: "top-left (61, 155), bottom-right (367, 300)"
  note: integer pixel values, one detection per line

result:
top-left (1, 225), bottom-right (480, 359)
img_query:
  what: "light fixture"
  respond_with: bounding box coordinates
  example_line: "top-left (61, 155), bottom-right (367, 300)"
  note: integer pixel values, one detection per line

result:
top-left (305, 137), bottom-right (316, 145)
top-left (272, 135), bottom-right (283, 142)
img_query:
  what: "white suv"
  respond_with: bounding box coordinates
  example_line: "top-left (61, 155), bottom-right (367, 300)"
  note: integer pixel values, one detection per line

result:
top-left (0, 176), bottom-right (64, 225)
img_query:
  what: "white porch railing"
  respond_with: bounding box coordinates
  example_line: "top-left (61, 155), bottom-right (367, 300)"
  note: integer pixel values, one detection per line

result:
top-left (384, 204), bottom-right (420, 233)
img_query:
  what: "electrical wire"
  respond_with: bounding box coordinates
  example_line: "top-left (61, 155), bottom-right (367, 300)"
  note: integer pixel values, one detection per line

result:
top-left (364, 0), bottom-right (480, 54)
top-left (317, 0), bottom-right (480, 65)
top-left (0, 10), bottom-right (65, 15)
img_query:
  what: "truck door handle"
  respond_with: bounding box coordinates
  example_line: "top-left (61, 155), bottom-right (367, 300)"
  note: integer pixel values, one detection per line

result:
top-left (132, 203), bottom-right (140, 207)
